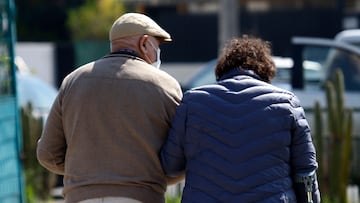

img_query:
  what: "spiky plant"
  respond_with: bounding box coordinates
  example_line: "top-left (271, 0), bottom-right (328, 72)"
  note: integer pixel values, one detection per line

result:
top-left (313, 69), bottom-right (353, 203)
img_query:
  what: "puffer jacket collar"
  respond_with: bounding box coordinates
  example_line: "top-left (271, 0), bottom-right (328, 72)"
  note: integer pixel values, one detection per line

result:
top-left (219, 68), bottom-right (262, 81)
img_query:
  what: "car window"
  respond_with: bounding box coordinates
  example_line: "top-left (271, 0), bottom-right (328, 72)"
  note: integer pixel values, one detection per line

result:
top-left (299, 46), bottom-right (329, 90)
top-left (323, 49), bottom-right (360, 91)
top-left (184, 59), bottom-right (216, 90)
top-left (349, 42), bottom-right (360, 48)
top-left (300, 45), bottom-right (360, 91)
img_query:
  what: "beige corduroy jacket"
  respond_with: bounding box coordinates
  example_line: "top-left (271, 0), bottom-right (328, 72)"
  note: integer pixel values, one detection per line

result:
top-left (37, 53), bottom-right (183, 203)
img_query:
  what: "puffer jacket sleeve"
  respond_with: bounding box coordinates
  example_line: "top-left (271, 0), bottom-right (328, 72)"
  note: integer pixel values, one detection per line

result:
top-left (289, 95), bottom-right (321, 203)
top-left (160, 99), bottom-right (188, 177)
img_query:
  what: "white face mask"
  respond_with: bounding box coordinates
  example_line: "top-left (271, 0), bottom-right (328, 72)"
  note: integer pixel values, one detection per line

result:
top-left (149, 41), bottom-right (161, 69)
top-left (152, 48), bottom-right (161, 69)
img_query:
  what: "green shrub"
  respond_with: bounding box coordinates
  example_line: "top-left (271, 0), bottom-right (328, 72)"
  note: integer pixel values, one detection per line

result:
top-left (21, 103), bottom-right (57, 202)
top-left (166, 195), bottom-right (181, 203)
top-left (67, 0), bottom-right (126, 40)
top-left (313, 69), bottom-right (353, 203)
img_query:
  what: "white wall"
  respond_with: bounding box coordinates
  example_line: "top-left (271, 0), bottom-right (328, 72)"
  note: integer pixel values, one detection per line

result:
top-left (14, 42), bottom-right (205, 87)
top-left (16, 42), bottom-right (56, 87)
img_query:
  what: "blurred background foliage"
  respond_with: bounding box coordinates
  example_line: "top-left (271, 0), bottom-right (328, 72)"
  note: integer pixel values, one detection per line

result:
top-left (15, 0), bottom-right (129, 41)
top-left (67, 0), bottom-right (126, 40)
top-left (21, 103), bottom-right (57, 203)
top-left (15, 0), bottom-right (84, 41)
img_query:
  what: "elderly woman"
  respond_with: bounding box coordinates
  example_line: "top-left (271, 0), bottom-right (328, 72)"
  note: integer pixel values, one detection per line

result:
top-left (160, 35), bottom-right (320, 203)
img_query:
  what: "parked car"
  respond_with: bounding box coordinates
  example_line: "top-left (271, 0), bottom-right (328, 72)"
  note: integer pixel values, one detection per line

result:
top-left (182, 31), bottom-right (360, 131)
top-left (15, 56), bottom-right (57, 121)
top-left (181, 56), bottom-right (322, 91)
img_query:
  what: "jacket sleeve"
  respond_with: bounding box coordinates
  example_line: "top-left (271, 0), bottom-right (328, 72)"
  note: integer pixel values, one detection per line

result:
top-left (160, 100), bottom-right (188, 177)
top-left (289, 95), bottom-right (321, 203)
top-left (36, 88), bottom-right (67, 175)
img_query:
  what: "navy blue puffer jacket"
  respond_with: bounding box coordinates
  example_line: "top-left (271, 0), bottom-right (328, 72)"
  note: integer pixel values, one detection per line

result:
top-left (160, 69), bottom-right (320, 203)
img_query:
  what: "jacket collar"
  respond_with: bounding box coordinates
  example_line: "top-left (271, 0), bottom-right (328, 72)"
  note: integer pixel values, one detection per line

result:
top-left (110, 49), bottom-right (140, 57)
top-left (103, 49), bottom-right (145, 62)
top-left (218, 68), bottom-right (262, 81)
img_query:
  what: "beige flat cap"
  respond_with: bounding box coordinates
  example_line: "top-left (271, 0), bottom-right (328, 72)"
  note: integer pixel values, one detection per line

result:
top-left (109, 13), bottom-right (172, 42)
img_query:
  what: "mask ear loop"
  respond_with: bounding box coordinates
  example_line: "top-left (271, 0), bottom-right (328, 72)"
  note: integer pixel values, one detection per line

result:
top-left (148, 41), bottom-right (158, 57)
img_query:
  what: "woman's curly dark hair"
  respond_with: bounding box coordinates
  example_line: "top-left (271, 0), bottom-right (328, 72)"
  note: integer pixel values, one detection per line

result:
top-left (215, 35), bottom-right (276, 83)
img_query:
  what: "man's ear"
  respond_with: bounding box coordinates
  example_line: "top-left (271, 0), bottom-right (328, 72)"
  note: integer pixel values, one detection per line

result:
top-left (139, 35), bottom-right (148, 55)
top-left (138, 35), bottom-right (152, 64)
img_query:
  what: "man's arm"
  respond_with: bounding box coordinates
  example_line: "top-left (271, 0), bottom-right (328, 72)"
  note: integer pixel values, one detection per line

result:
top-left (166, 173), bottom-right (185, 185)
top-left (37, 93), bottom-right (67, 175)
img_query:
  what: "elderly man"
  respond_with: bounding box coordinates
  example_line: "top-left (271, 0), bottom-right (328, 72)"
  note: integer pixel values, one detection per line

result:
top-left (37, 13), bottom-right (183, 203)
